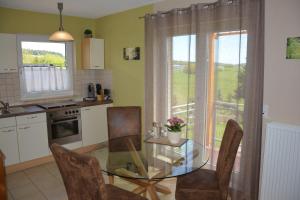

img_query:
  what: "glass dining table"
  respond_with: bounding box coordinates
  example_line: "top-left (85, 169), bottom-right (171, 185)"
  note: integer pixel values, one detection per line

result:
top-left (92, 135), bottom-right (209, 200)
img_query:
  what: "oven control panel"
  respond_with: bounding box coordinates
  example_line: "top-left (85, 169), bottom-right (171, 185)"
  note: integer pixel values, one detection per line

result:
top-left (47, 108), bottom-right (81, 119)
top-left (64, 109), bottom-right (80, 115)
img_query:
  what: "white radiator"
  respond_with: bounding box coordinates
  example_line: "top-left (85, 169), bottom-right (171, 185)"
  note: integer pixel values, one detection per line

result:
top-left (260, 122), bottom-right (300, 200)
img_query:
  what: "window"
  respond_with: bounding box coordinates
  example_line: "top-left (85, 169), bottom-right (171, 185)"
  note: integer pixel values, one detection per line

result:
top-left (207, 31), bottom-right (247, 170)
top-left (168, 31), bottom-right (247, 171)
top-left (17, 35), bottom-right (74, 100)
top-left (170, 35), bottom-right (196, 139)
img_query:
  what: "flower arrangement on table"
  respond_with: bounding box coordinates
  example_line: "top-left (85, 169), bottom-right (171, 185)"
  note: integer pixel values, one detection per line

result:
top-left (165, 117), bottom-right (186, 144)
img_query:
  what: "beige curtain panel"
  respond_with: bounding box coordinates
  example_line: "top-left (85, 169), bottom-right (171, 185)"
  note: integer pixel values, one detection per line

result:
top-left (144, 0), bottom-right (264, 199)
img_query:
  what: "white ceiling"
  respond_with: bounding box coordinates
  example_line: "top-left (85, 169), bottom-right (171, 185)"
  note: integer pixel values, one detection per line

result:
top-left (0, 0), bottom-right (164, 19)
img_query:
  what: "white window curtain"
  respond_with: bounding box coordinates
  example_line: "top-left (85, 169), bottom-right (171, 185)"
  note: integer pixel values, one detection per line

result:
top-left (144, 0), bottom-right (264, 199)
top-left (23, 65), bottom-right (70, 92)
top-left (17, 35), bottom-right (74, 100)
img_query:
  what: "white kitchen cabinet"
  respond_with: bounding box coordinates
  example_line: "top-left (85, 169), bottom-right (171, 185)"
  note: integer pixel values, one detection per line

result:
top-left (0, 33), bottom-right (18, 73)
top-left (17, 113), bottom-right (49, 162)
top-left (81, 104), bottom-right (112, 146)
top-left (82, 38), bottom-right (104, 69)
top-left (0, 117), bottom-right (19, 166)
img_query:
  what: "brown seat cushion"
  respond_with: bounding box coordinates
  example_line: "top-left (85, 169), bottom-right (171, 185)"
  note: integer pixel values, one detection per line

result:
top-left (106, 184), bottom-right (146, 200)
top-left (176, 169), bottom-right (222, 200)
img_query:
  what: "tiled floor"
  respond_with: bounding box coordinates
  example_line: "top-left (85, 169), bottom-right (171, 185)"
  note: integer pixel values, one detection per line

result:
top-left (6, 150), bottom-right (177, 200)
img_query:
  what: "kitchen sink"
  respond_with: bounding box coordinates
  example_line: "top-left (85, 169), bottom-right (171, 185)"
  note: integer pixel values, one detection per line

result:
top-left (0, 106), bottom-right (26, 116)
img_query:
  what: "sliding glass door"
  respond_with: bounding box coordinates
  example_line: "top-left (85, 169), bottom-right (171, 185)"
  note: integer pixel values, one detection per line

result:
top-left (168, 31), bottom-right (247, 170)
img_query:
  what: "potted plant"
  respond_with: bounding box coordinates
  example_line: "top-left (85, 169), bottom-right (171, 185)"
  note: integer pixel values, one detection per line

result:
top-left (84, 29), bottom-right (93, 38)
top-left (165, 117), bottom-right (186, 144)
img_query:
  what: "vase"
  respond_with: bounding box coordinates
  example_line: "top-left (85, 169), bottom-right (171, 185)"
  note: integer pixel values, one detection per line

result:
top-left (168, 131), bottom-right (181, 144)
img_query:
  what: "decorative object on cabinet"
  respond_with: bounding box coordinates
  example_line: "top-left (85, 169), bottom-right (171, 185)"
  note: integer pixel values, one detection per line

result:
top-left (104, 89), bottom-right (111, 101)
top-left (49, 2), bottom-right (74, 42)
top-left (123, 47), bottom-right (140, 60)
top-left (84, 29), bottom-right (93, 38)
top-left (82, 38), bottom-right (104, 69)
top-left (0, 33), bottom-right (18, 73)
top-left (286, 37), bottom-right (300, 59)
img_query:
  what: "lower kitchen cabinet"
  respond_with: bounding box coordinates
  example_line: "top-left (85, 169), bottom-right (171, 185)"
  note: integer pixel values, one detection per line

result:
top-left (17, 122), bottom-right (49, 162)
top-left (0, 127), bottom-right (19, 166)
top-left (81, 104), bottom-right (112, 146)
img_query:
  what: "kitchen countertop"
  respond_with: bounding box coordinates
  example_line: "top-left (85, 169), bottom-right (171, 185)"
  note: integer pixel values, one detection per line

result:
top-left (0, 100), bottom-right (113, 119)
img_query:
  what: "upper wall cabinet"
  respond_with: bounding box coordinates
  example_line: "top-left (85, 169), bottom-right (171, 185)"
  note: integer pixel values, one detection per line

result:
top-left (82, 38), bottom-right (104, 69)
top-left (0, 33), bottom-right (18, 73)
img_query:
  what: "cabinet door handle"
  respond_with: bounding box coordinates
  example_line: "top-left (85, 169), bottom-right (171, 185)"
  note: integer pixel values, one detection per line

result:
top-left (1, 129), bottom-right (15, 133)
top-left (85, 108), bottom-right (91, 111)
top-left (28, 116), bottom-right (38, 119)
top-left (19, 126), bottom-right (30, 130)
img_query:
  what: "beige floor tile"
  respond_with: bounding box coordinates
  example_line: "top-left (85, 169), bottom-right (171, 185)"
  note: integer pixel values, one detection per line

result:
top-left (6, 171), bottom-right (31, 190)
top-left (10, 183), bottom-right (46, 200)
top-left (7, 191), bottom-right (14, 200)
top-left (40, 184), bottom-right (67, 200)
top-left (43, 162), bottom-right (62, 180)
top-left (24, 165), bottom-right (54, 183)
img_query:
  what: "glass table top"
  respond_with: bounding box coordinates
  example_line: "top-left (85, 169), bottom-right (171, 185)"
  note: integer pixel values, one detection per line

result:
top-left (92, 136), bottom-right (209, 180)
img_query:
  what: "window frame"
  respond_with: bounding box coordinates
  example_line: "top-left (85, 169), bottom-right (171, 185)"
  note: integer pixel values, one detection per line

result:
top-left (17, 34), bottom-right (74, 100)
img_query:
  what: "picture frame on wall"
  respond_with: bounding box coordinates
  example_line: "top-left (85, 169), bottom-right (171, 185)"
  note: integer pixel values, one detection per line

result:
top-left (123, 47), bottom-right (140, 60)
top-left (286, 37), bottom-right (300, 59)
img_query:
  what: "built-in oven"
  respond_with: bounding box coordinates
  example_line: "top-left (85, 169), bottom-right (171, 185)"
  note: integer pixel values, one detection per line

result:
top-left (47, 107), bottom-right (82, 146)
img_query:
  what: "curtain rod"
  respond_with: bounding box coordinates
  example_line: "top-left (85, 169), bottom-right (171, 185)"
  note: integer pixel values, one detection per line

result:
top-left (138, 0), bottom-right (234, 19)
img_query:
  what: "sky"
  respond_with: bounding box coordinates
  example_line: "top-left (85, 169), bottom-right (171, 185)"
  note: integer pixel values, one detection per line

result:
top-left (21, 41), bottom-right (66, 56)
top-left (173, 34), bottom-right (247, 64)
top-left (21, 34), bottom-right (247, 65)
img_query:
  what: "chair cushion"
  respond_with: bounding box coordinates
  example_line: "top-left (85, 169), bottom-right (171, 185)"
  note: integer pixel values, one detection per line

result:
top-left (106, 184), bottom-right (147, 200)
top-left (176, 169), bottom-right (222, 200)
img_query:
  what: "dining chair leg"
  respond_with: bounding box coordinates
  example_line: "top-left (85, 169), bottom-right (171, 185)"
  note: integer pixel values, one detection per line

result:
top-left (108, 175), bottom-right (114, 184)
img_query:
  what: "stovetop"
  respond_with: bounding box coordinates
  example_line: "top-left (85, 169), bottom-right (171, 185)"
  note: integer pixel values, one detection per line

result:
top-left (38, 101), bottom-right (78, 109)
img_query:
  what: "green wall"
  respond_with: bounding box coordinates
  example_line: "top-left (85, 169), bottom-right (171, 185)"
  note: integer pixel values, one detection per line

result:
top-left (95, 5), bottom-right (152, 108)
top-left (0, 5), bottom-right (153, 112)
top-left (0, 7), bottom-right (96, 68)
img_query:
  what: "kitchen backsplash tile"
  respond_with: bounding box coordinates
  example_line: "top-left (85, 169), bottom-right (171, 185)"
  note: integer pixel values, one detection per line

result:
top-left (0, 69), bottom-right (112, 105)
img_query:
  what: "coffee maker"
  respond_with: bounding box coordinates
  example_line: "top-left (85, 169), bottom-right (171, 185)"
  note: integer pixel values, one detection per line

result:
top-left (84, 83), bottom-right (97, 101)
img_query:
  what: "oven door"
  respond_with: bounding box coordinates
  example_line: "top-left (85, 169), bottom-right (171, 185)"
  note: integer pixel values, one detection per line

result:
top-left (48, 116), bottom-right (82, 145)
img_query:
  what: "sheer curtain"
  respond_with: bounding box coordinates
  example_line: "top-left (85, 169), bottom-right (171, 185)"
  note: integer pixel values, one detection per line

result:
top-left (144, 0), bottom-right (264, 199)
top-left (23, 65), bottom-right (70, 92)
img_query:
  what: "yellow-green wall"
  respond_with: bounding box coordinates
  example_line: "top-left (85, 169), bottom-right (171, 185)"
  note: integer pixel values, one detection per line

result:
top-left (95, 5), bottom-right (152, 108)
top-left (0, 5), bottom-right (153, 111)
top-left (0, 7), bottom-right (96, 68)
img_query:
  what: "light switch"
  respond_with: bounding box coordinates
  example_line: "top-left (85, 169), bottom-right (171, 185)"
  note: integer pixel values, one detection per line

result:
top-left (263, 104), bottom-right (269, 118)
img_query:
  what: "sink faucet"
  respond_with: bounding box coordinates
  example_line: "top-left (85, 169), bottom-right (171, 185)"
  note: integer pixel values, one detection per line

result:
top-left (0, 101), bottom-right (9, 113)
